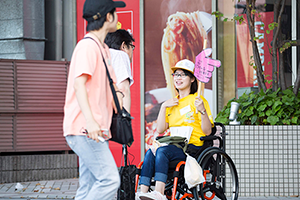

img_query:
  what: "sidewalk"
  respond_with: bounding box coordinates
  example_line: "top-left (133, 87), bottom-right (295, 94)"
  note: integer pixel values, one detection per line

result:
top-left (0, 178), bottom-right (299, 200)
top-left (0, 179), bottom-right (79, 199)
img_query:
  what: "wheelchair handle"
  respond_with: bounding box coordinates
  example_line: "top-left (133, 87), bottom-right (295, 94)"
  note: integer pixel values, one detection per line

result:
top-left (214, 122), bottom-right (226, 136)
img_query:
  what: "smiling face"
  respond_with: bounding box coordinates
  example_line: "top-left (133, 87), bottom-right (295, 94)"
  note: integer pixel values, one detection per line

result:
top-left (173, 69), bottom-right (195, 92)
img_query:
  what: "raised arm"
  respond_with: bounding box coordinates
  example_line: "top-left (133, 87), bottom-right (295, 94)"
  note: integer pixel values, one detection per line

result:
top-left (156, 98), bottom-right (179, 134)
top-left (195, 96), bottom-right (212, 135)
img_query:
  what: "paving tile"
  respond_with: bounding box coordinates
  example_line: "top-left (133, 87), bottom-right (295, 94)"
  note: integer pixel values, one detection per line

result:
top-left (0, 184), bottom-right (11, 192)
top-left (6, 183), bottom-right (16, 193)
top-left (1, 178), bottom-right (299, 200)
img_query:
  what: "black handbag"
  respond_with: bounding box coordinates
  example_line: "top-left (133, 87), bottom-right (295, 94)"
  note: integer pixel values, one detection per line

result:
top-left (110, 107), bottom-right (134, 146)
top-left (84, 36), bottom-right (134, 146)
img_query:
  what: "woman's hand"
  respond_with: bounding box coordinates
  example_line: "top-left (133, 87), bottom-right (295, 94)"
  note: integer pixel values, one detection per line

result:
top-left (156, 98), bottom-right (178, 134)
top-left (195, 97), bottom-right (205, 113)
top-left (162, 98), bottom-right (179, 108)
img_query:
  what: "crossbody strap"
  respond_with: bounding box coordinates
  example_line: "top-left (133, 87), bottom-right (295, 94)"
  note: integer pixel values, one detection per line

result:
top-left (83, 37), bottom-right (122, 114)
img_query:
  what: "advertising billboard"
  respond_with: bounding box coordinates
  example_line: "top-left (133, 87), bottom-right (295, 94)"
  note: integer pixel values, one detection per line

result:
top-left (144, 0), bottom-right (213, 150)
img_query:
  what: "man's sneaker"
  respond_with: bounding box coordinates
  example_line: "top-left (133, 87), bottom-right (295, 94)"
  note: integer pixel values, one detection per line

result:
top-left (139, 191), bottom-right (167, 200)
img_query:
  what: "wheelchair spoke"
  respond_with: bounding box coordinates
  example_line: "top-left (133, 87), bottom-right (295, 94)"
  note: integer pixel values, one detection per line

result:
top-left (192, 147), bottom-right (239, 200)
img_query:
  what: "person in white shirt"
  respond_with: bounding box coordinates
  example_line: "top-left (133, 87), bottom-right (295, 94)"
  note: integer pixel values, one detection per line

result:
top-left (105, 29), bottom-right (135, 113)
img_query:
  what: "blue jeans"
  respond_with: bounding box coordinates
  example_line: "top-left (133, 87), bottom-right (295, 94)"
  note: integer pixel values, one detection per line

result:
top-left (139, 145), bottom-right (186, 186)
top-left (66, 135), bottom-right (120, 200)
top-left (139, 144), bottom-right (202, 186)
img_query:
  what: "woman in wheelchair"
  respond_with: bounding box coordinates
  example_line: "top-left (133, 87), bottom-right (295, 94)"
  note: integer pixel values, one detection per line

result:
top-left (137, 59), bottom-right (214, 200)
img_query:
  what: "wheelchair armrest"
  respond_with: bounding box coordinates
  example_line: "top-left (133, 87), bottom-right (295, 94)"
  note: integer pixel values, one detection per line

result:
top-left (200, 135), bottom-right (219, 141)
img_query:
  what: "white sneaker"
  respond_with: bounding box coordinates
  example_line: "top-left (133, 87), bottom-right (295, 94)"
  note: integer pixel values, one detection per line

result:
top-left (135, 192), bottom-right (146, 200)
top-left (139, 191), bottom-right (167, 200)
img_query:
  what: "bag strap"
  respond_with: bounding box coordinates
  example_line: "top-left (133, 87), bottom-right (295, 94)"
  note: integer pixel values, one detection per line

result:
top-left (83, 37), bottom-right (122, 114)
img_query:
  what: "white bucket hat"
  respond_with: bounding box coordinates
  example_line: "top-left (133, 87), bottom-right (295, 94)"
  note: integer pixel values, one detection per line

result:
top-left (171, 59), bottom-right (195, 74)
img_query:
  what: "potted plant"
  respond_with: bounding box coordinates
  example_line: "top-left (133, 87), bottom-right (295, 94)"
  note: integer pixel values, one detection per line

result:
top-left (215, 87), bottom-right (300, 125)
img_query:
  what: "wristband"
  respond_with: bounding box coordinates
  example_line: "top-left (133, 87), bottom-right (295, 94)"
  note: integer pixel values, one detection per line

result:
top-left (116, 91), bottom-right (124, 98)
top-left (200, 109), bottom-right (206, 115)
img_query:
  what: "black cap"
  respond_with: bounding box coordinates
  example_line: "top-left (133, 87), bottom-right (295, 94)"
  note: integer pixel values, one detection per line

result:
top-left (83, 0), bottom-right (126, 22)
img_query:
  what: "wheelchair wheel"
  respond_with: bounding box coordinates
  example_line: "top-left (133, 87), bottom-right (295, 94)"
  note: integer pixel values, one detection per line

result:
top-left (192, 147), bottom-right (238, 200)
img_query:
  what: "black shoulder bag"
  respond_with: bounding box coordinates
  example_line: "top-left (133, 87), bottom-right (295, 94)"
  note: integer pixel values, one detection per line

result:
top-left (85, 37), bottom-right (134, 146)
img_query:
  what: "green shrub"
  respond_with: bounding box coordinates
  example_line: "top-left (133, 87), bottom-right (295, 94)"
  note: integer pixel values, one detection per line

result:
top-left (215, 87), bottom-right (300, 125)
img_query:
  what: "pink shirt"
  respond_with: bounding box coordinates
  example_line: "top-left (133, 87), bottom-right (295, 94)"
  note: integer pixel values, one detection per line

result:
top-left (63, 33), bottom-right (116, 136)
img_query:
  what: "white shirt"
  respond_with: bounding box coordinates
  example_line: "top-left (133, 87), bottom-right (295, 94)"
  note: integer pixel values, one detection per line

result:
top-left (109, 49), bottom-right (134, 86)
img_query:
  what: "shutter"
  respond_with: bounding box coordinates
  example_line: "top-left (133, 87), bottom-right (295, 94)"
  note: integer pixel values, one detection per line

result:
top-left (0, 61), bottom-right (14, 151)
top-left (0, 115), bottom-right (14, 151)
top-left (0, 61), bottom-right (15, 110)
top-left (16, 61), bottom-right (67, 111)
top-left (15, 114), bottom-right (68, 151)
top-left (0, 60), bottom-right (70, 152)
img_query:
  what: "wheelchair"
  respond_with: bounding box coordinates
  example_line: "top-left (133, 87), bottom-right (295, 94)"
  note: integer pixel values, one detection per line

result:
top-left (135, 122), bottom-right (239, 200)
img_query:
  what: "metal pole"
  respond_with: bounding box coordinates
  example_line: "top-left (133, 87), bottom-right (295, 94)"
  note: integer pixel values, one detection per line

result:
top-left (54, 0), bottom-right (63, 61)
top-left (212, 0), bottom-right (218, 120)
top-left (63, 0), bottom-right (77, 61)
top-left (291, 0), bottom-right (297, 84)
top-left (140, 0), bottom-right (145, 162)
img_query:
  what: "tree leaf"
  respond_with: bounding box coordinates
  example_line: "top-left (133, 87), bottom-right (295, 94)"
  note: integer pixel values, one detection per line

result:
top-left (267, 116), bottom-right (279, 125)
top-left (256, 96), bottom-right (265, 103)
top-left (266, 100), bottom-right (273, 106)
top-left (266, 109), bottom-right (272, 116)
top-left (282, 119), bottom-right (290, 125)
top-left (272, 101), bottom-right (282, 110)
top-left (251, 115), bottom-right (258, 124)
top-left (259, 112), bottom-right (266, 117)
top-left (291, 117), bottom-right (298, 124)
top-left (282, 95), bottom-right (293, 105)
top-left (244, 107), bottom-right (254, 117)
top-left (257, 104), bottom-right (267, 112)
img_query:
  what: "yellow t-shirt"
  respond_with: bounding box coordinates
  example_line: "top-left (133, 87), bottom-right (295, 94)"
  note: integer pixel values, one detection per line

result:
top-left (165, 93), bottom-right (214, 146)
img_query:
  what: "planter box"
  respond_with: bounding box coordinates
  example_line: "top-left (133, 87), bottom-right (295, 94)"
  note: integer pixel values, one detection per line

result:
top-left (225, 125), bottom-right (300, 197)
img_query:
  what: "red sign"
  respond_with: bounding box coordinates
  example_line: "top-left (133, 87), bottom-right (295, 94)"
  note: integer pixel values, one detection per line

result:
top-left (236, 12), bottom-right (274, 89)
top-left (76, 0), bottom-right (141, 166)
